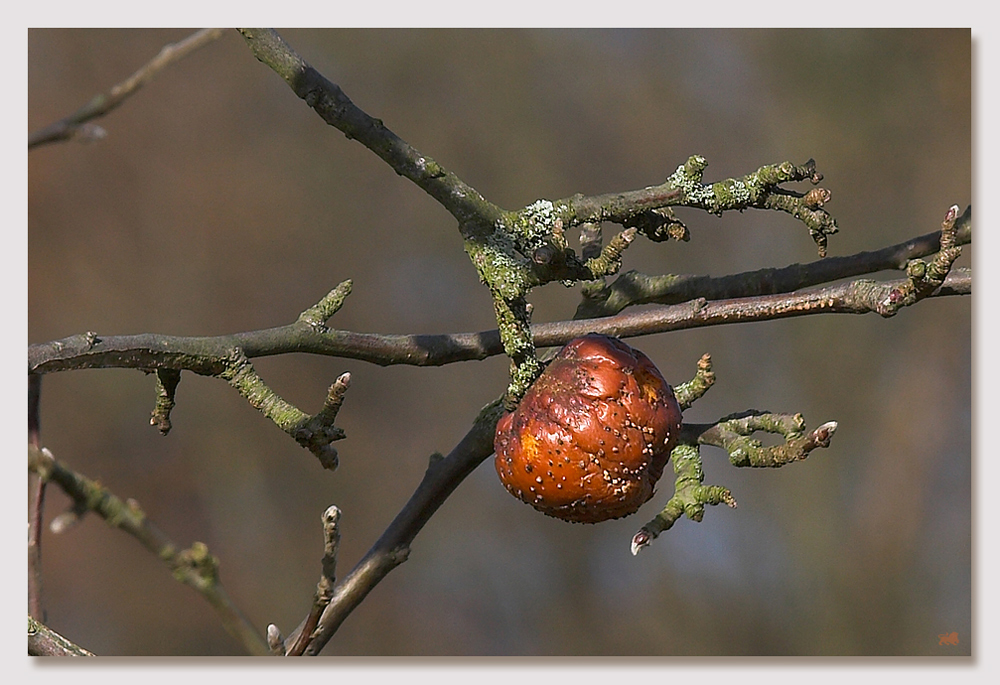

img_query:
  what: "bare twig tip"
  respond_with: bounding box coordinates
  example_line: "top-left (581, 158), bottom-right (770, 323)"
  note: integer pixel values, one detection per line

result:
top-left (630, 529), bottom-right (651, 556)
top-left (266, 624), bottom-right (285, 655)
top-left (323, 505), bottom-right (341, 525)
top-left (810, 421), bottom-right (838, 449)
top-left (50, 510), bottom-right (82, 534)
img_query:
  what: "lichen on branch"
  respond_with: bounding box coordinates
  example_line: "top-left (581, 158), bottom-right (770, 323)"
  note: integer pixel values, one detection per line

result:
top-left (298, 280), bottom-right (353, 330)
top-left (576, 204), bottom-right (971, 319)
top-left (467, 158), bottom-right (839, 402)
top-left (673, 353), bottom-right (715, 410)
top-left (629, 355), bottom-right (838, 555)
top-left (690, 411), bottom-right (838, 467)
top-left (631, 443), bottom-right (736, 555)
top-left (551, 155), bottom-right (838, 256)
top-left (875, 205), bottom-right (965, 316)
top-left (237, 30), bottom-right (847, 407)
top-left (662, 156), bottom-right (838, 256)
top-left (220, 348), bottom-right (349, 470)
top-left (467, 205), bottom-right (644, 402)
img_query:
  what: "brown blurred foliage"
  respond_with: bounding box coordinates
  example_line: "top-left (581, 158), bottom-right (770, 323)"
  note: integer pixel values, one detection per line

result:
top-left (27, 29), bottom-right (971, 656)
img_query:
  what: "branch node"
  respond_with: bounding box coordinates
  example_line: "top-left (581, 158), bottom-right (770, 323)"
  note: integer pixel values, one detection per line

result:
top-left (174, 541), bottom-right (220, 588)
top-left (222, 349), bottom-right (348, 469)
top-left (803, 187), bottom-right (831, 209)
top-left (624, 207), bottom-right (689, 243)
top-left (292, 373), bottom-right (352, 470)
top-left (578, 221), bottom-right (603, 260)
top-left (321, 505), bottom-right (342, 583)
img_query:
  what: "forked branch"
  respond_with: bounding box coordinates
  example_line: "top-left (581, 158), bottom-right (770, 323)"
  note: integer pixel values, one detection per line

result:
top-left (237, 29), bottom-right (844, 404)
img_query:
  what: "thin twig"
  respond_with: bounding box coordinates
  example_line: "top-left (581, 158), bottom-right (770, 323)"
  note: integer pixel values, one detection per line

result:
top-left (631, 414), bottom-right (837, 555)
top-left (28, 375), bottom-right (45, 621)
top-left (237, 28), bottom-right (502, 229)
top-left (27, 445), bottom-right (270, 656)
top-left (300, 400), bottom-right (505, 654)
top-left (285, 505), bottom-right (341, 656)
top-left (29, 28), bottom-right (225, 149)
top-left (534, 268), bottom-right (971, 343)
top-left (630, 444), bottom-right (737, 556)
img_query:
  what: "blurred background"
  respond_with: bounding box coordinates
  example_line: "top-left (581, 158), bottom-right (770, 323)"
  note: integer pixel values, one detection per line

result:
top-left (27, 29), bottom-right (971, 656)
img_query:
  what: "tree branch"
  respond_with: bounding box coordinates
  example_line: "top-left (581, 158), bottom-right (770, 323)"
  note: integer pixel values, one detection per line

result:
top-left (237, 28), bottom-right (504, 229)
top-left (630, 444), bottom-right (737, 556)
top-left (220, 349), bottom-right (350, 470)
top-left (234, 29), bottom-right (850, 406)
top-left (577, 205), bottom-right (971, 318)
top-left (29, 268), bottom-right (970, 377)
top-left (28, 616), bottom-right (95, 656)
top-left (631, 411), bottom-right (838, 555)
top-left (27, 445), bottom-right (270, 656)
top-left (29, 29), bottom-right (225, 149)
top-left (536, 268), bottom-right (970, 343)
top-left (299, 400), bottom-right (505, 655)
top-left (29, 29), bottom-right (971, 659)
top-left (284, 505), bottom-right (342, 656)
top-left (874, 205), bottom-right (965, 316)
top-left (555, 156), bottom-right (837, 255)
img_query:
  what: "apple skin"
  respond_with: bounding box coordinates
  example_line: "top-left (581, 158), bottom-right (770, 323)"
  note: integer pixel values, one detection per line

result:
top-left (494, 334), bottom-right (683, 523)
